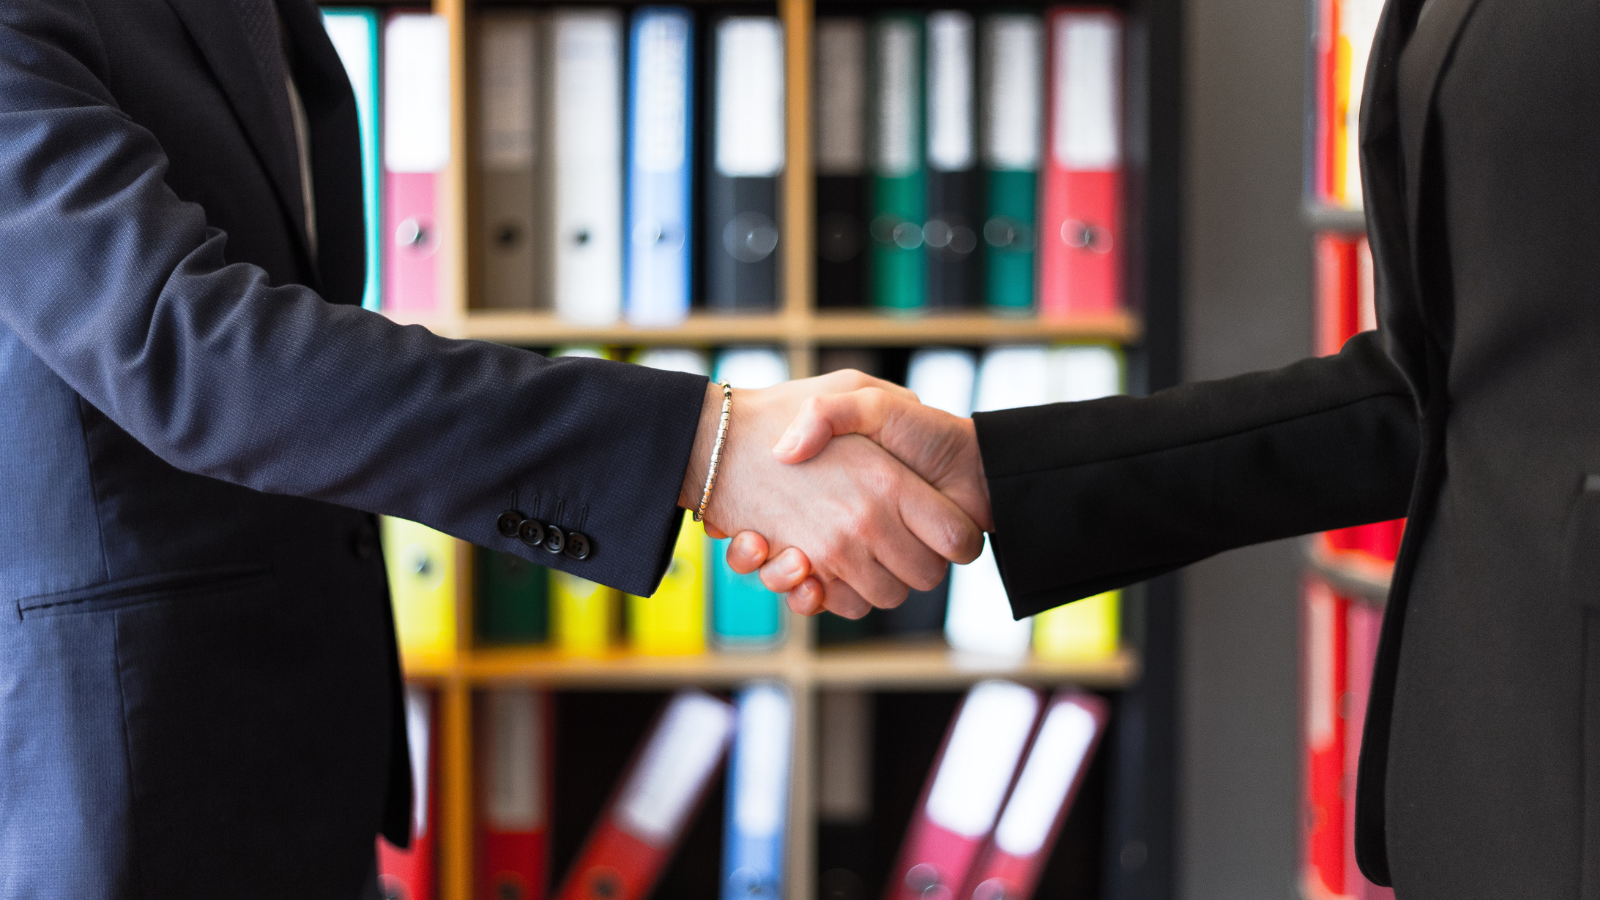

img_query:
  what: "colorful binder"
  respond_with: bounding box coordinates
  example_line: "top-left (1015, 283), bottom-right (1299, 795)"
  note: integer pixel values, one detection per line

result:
top-left (924, 11), bottom-right (982, 309)
top-left (869, 14), bottom-right (926, 312)
top-left (480, 688), bottom-right (552, 900)
top-left (817, 690), bottom-right (875, 893)
top-left (946, 347), bottom-right (1051, 658)
top-left (378, 687), bottom-right (438, 900)
top-left (707, 16), bottom-right (786, 311)
top-left (1039, 8), bottom-right (1123, 318)
top-left (551, 570), bottom-right (617, 658)
top-left (380, 517), bottom-right (458, 665)
top-left (1312, 0), bottom-right (1381, 209)
top-left (382, 12), bottom-right (451, 313)
top-left (1301, 579), bottom-right (1348, 900)
top-left (710, 348), bottom-right (789, 648)
top-left (1344, 601), bottom-right (1394, 900)
top-left (979, 14), bottom-right (1042, 313)
top-left (553, 690), bottom-right (737, 900)
top-left (721, 683), bottom-right (794, 900)
top-left (884, 347), bottom-right (978, 638)
top-left (884, 681), bottom-right (1042, 900)
top-left (548, 10), bottom-right (624, 324)
top-left (478, 10), bottom-right (544, 310)
top-left (959, 691), bottom-right (1110, 900)
top-left (815, 17), bottom-right (869, 309)
top-left (625, 8), bottom-right (695, 326)
top-left (476, 546), bottom-right (549, 645)
top-left (1033, 590), bottom-right (1119, 662)
top-left (321, 8), bottom-right (382, 311)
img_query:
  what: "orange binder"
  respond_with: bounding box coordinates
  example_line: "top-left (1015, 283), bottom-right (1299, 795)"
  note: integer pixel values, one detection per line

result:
top-left (883, 681), bottom-right (1042, 900)
top-left (479, 688), bottom-right (552, 900)
top-left (552, 690), bottom-right (736, 900)
top-left (1038, 8), bottom-right (1124, 318)
top-left (959, 691), bottom-right (1109, 900)
top-left (378, 687), bottom-right (438, 900)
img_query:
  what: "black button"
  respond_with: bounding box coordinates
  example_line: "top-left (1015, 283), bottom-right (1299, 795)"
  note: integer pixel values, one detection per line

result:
top-left (542, 525), bottom-right (566, 554)
top-left (565, 532), bottom-right (592, 561)
top-left (353, 524), bottom-right (379, 561)
top-left (517, 518), bottom-right (545, 549)
top-left (496, 510), bottom-right (525, 538)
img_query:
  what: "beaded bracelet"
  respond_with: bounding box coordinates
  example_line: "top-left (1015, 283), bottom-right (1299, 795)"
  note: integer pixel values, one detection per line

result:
top-left (693, 382), bottom-right (734, 523)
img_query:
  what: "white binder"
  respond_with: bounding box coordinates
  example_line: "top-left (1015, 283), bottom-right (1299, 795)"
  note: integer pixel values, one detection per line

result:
top-left (547, 9), bottom-right (623, 324)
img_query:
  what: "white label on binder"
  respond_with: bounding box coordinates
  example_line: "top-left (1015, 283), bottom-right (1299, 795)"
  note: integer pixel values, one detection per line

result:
top-left (993, 700), bottom-right (1097, 856)
top-left (734, 684), bottom-right (793, 837)
top-left (926, 11), bottom-right (974, 172)
top-left (323, 14), bottom-right (375, 126)
top-left (404, 687), bottom-right (432, 838)
top-left (486, 689), bottom-right (546, 829)
top-left (384, 14), bottom-right (451, 173)
top-left (716, 18), bottom-right (786, 177)
top-left (945, 536), bottom-right (1033, 658)
top-left (1048, 345), bottom-right (1123, 402)
top-left (816, 18), bottom-right (866, 175)
top-left (1307, 582), bottom-right (1336, 748)
top-left (924, 681), bottom-right (1040, 838)
top-left (553, 13), bottom-right (621, 161)
top-left (713, 347), bottom-right (790, 390)
top-left (983, 15), bottom-right (1041, 171)
top-left (1052, 14), bottom-right (1121, 170)
top-left (873, 19), bottom-right (919, 176)
top-left (818, 690), bottom-right (873, 821)
top-left (635, 13), bottom-right (689, 173)
top-left (479, 15), bottom-right (538, 170)
top-left (616, 691), bottom-right (734, 845)
top-left (906, 348), bottom-right (977, 418)
top-left (975, 345), bottom-right (1051, 412)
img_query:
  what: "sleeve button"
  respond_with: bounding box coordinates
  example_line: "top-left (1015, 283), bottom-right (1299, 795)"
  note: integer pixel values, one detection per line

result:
top-left (542, 525), bottom-right (566, 555)
top-left (496, 510), bottom-right (525, 538)
top-left (517, 518), bottom-right (546, 549)
top-left (564, 532), bottom-right (592, 561)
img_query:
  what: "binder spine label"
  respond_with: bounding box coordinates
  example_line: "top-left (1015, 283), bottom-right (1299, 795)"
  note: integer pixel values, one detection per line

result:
top-left (1050, 14), bottom-right (1121, 170)
top-left (926, 12), bottom-right (975, 173)
top-left (714, 19), bottom-right (786, 177)
top-left (982, 15), bottom-right (1041, 172)
top-left (923, 681), bottom-right (1039, 837)
top-left (816, 19), bottom-right (867, 176)
top-left (616, 693), bottom-right (736, 844)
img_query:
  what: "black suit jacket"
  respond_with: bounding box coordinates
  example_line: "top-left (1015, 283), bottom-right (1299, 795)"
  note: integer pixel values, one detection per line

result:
top-left (0, 1), bottom-right (701, 896)
top-left (977, 0), bottom-right (1600, 894)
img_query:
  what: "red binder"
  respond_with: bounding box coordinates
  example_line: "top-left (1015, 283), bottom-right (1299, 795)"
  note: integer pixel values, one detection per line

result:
top-left (1301, 581), bottom-right (1347, 900)
top-left (1038, 8), bottom-right (1124, 318)
top-left (959, 691), bottom-right (1109, 900)
top-left (1344, 602), bottom-right (1395, 900)
top-left (552, 690), bottom-right (735, 900)
top-left (1314, 233), bottom-right (1360, 357)
top-left (480, 689), bottom-right (552, 900)
top-left (883, 681), bottom-right (1043, 900)
top-left (378, 687), bottom-right (438, 900)
top-left (382, 11), bottom-right (451, 313)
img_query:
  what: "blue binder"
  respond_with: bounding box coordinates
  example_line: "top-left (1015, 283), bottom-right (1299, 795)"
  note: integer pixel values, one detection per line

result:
top-left (625, 8), bottom-right (695, 325)
top-left (321, 8), bottom-right (382, 311)
top-left (722, 683), bottom-right (792, 900)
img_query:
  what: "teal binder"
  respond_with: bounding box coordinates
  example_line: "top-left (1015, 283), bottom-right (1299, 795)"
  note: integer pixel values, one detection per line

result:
top-left (869, 14), bottom-right (926, 312)
top-left (475, 546), bottom-right (549, 644)
top-left (979, 13), bottom-right (1042, 313)
top-left (322, 8), bottom-right (383, 310)
top-left (711, 537), bottom-right (784, 647)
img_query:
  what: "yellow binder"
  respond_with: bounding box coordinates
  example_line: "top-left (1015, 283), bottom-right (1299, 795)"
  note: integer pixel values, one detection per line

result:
top-left (551, 570), bottom-right (618, 657)
top-left (1033, 589), bottom-right (1120, 662)
top-left (627, 511), bottom-right (707, 655)
top-left (380, 516), bottom-right (459, 667)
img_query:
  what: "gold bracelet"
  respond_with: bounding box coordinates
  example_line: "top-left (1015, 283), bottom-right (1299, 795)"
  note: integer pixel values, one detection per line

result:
top-left (693, 382), bottom-right (734, 523)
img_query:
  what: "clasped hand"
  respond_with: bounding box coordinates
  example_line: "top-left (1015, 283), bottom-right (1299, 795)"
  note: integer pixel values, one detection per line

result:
top-left (680, 369), bottom-right (990, 620)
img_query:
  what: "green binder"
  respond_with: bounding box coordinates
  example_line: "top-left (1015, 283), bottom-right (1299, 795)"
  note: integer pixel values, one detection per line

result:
top-left (475, 546), bottom-right (549, 645)
top-left (869, 14), bottom-right (926, 312)
top-left (979, 13), bottom-right (1043, 313)
top-left (321, 8), bottom-right (383, 311)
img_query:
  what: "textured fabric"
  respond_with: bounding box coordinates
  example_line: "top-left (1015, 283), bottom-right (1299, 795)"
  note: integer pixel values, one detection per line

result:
top-left (976, 0), bottom-right (1600, 894)
top-left (0, 0), bottom-right (705, 895)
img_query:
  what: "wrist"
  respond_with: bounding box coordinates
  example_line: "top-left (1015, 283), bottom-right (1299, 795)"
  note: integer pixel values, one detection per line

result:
top-left (680, 381), bottom-right (725, 510)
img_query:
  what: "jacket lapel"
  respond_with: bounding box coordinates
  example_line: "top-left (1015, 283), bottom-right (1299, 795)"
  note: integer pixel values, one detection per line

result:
top-left (161, 0), bottom-right (315, 274)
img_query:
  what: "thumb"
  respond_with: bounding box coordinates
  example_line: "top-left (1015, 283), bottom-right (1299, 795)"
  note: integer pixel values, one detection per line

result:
top-left (772, 389), bottom-right (893, 464)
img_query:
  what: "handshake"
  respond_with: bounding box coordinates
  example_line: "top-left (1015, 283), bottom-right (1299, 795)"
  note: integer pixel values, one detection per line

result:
top-left (677, 369), bottom-right (992, 620)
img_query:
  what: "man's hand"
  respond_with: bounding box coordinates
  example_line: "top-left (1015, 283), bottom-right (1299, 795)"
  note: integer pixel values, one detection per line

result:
top-left (722, 380), bottom-right (992, 617)
top-left (680, 370), bottom-right (985, 615)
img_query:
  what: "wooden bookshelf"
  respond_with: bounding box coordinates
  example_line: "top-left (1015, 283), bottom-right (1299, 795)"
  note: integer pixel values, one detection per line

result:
top-left (394, 0), bottom-right (1175, 897)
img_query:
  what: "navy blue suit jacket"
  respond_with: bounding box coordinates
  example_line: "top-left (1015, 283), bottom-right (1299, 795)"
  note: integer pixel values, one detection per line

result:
top-left (0, 1), bottom-right (703, 896)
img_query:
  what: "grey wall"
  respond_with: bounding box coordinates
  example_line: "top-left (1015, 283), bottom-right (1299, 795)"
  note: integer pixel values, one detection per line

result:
top-left (1177, 0), bottom-right (1314, 898)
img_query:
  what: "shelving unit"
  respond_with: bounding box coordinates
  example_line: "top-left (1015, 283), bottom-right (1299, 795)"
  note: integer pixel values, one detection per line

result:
top-left (371, 0), bottom-right (1185, 897)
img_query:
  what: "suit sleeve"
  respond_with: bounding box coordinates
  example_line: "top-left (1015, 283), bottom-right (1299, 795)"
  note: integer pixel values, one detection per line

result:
top-left (0, 3), bottom-right (701, 597)
top-left (973, 332), bottom-right (1420, 618)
